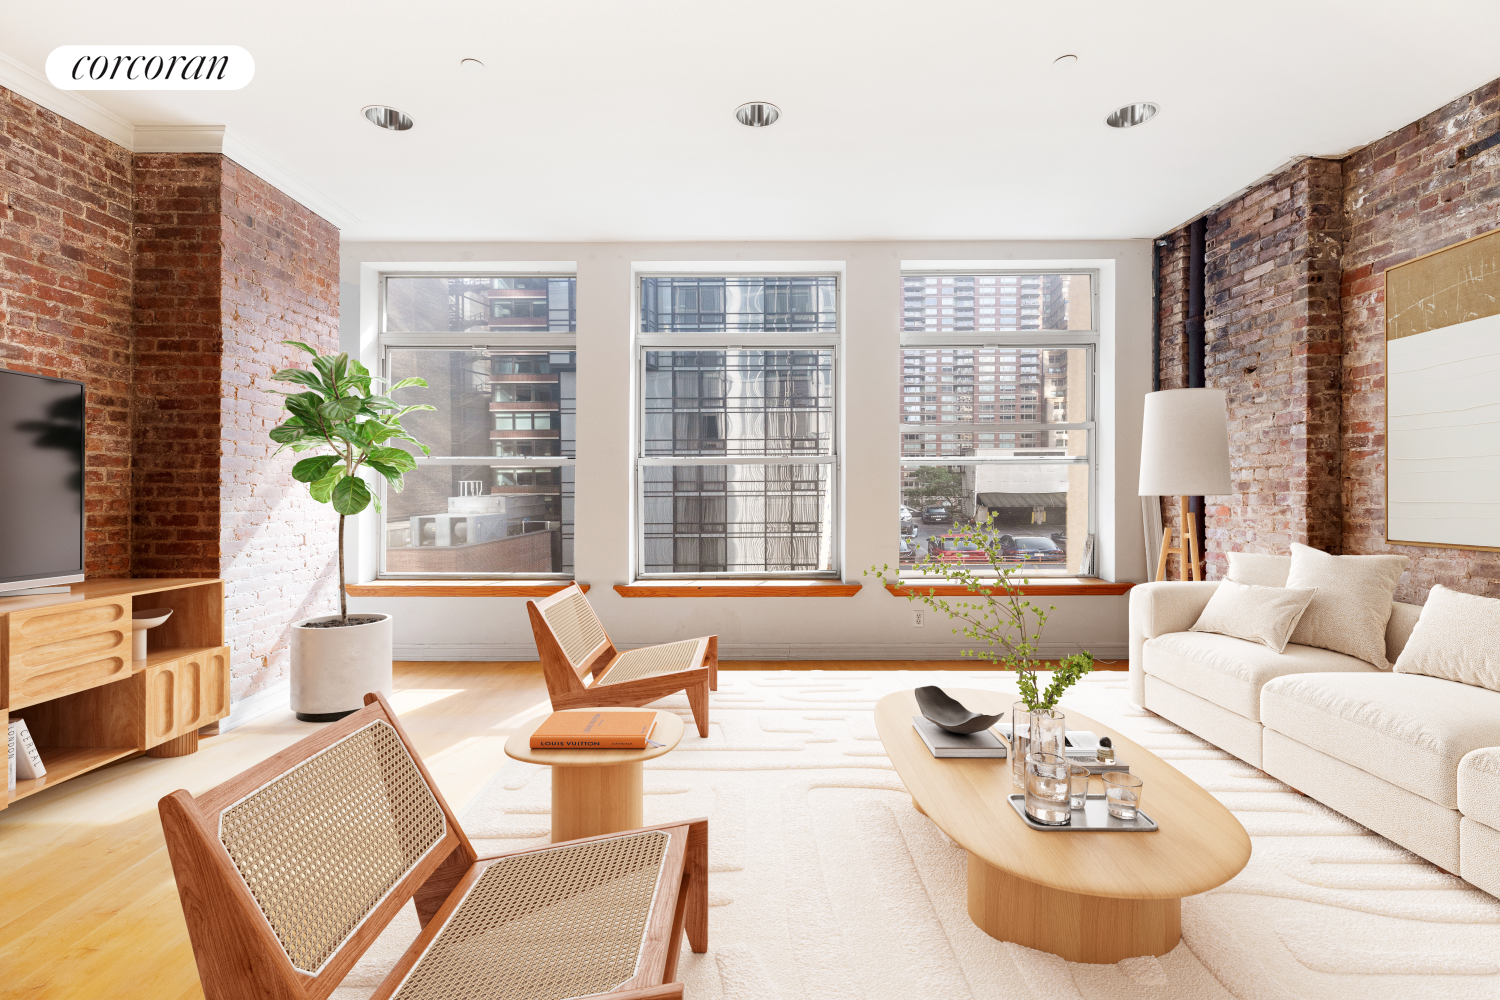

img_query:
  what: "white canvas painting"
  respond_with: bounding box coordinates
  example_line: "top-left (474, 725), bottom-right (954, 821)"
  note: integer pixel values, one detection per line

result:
top-left (1387, 311), bottom-right (1500, 547)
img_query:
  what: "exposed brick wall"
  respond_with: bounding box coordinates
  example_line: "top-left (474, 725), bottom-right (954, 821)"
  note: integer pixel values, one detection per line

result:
top-left (1, 83), bottom-right (341, 701)
top-left (1157, 74), bottom-right (1500, 601)
top-left (218, 159), bottom-right (341, 698)
top-left (0, 88), bottom-right (134, 576)
top-left (131, 153), bottom-right (223, 577)
top-left (1342, 80), bottom-right (1500, 601)
top-left (1202, 158), bottom-right (1344, 579)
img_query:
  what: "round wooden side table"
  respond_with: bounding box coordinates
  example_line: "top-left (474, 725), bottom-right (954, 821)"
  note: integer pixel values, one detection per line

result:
top-left (504, 708), bottom-right (685, 842)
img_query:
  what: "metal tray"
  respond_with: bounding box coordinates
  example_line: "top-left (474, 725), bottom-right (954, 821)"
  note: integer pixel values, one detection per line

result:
top-left (1007, 793), bottom-right (1158, 832)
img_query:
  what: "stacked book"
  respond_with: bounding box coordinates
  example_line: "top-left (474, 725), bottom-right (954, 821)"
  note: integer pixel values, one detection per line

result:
top-left (530, 711), bottom-right (660, 750)
top-left (919, 719), bottom-right (1130, 772)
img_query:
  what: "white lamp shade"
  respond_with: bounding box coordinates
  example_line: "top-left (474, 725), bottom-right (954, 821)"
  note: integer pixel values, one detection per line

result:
top-left (1138, 388), bottom-right (1232, 496)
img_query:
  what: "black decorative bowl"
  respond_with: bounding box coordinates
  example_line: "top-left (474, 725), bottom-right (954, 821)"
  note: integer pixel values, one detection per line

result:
top-left (915, 685), bottom-right (1006, 734)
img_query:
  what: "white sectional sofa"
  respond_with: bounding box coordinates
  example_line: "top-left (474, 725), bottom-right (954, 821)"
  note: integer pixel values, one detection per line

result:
top-left (1129, 558), bottom-right (1500, 896)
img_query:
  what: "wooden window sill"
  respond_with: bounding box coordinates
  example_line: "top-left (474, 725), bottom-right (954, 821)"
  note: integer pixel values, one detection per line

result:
top-left (884, 579), bottom-right (1133, 597)
top-left (613, 581), bottom-right (863, 597)
top-left (345, 581), bottom-right (589, 597)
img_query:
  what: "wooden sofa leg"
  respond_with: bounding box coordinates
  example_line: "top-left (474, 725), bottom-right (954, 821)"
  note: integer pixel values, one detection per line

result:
top-left (685, 819), bottom-right (708, 953)
top-left (686, 683), bottom-right (710, 738)
top-left (706, 636), bottom-right (718, 692)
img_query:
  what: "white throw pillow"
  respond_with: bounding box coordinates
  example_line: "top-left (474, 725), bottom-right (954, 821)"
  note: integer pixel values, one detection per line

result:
top-left (1225, 552), bottom-right (1291, 588)
top-left (1189, 580), bottom-right (1317, 653)
top-left (1394, 585), bottom-right (1500, 692)
top-left (1285, 543), bottom-right (1408, 669)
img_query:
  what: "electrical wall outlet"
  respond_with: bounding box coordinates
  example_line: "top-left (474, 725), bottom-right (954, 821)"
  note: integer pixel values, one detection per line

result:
top-left (912, 609), bottom-right (925, 628)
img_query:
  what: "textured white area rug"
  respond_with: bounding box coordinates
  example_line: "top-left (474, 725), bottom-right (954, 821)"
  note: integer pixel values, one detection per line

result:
top-left (335, 670), bottom-right (1500, 999)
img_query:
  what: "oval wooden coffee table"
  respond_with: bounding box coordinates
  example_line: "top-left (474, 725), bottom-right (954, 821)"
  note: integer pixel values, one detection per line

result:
top-left (505, 708), bottom-right (685, 842)
top-left (875, 688), bottom-right (1250, 964)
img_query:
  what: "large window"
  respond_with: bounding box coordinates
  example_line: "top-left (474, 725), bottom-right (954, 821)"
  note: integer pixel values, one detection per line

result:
top-left (637, 275), bottom-right (838, 577)
top-left (899, 272), bottom-right (1095, 578)
top-left (380, 275), bottom-right (577, 578)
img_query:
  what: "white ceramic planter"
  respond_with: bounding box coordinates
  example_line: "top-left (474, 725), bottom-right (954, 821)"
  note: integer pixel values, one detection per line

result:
top-left (290, 613), bottom-right (393, 721)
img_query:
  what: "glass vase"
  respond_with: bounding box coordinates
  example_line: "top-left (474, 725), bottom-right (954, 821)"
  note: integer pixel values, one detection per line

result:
top-left (1010, 701), bottom-right (1030, 789)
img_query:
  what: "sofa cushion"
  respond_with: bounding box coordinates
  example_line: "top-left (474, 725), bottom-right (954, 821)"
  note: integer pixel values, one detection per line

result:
top-left (1458, 748), bottom-right (1500, 830)
top-left (1225, 552), bottom-right (1291, 588)
top-left (1395, 585), bottom-right (1500, 692)
top-left (1286, 543), bottom-right (1408, 669)
top-left (1143, 631), bottom-right (1378, 722)
top-left (1189, 579), bottom-right (1316, 653)
top-left (1261, 672), bottom-right (1500, 810)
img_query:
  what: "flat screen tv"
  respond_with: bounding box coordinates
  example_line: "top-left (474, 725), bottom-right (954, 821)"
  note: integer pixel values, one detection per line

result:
top-left (0, 369), bottom-right (86, 593)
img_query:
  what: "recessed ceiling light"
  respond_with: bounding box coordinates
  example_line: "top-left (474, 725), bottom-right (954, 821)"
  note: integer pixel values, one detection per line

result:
top-left (363, 106), bottom-right (414, 131)
top-left (1106, 102), bottom-right (1158, 128)
top-left (460, 58), bottom-right (484, 74)
top-left (1053, 54), bottom-right (1078, 67)
top-left (736, 102), bottom-right (780, 127)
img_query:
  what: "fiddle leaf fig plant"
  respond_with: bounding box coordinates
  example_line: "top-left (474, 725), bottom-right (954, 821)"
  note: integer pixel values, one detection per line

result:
top-left (269, 341), bottom-right (434, 624)
top-left (866, 514), bottom-right (1094, 710)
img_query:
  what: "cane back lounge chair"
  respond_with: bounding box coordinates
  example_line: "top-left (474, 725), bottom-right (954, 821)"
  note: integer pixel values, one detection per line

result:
top-left (158, 692), bottom-right (707, 1000)
top-left (527, 585), bottom-right (717, 738)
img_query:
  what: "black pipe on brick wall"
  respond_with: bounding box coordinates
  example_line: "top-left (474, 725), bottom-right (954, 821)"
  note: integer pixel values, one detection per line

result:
top-left (1186, 216), bottom-right (1208, 562)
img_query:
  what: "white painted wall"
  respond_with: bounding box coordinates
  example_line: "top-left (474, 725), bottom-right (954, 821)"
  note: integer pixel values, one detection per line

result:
top-left (339, 240), bottom-right (1151, 660)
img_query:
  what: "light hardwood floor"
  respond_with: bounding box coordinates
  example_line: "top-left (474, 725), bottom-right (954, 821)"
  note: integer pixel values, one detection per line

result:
top-left (0, 658), bottom-right (1123, 1000)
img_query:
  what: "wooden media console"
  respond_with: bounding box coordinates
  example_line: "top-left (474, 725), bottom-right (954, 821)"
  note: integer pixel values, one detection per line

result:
top-left (2, 578), bottom-right (229, 808)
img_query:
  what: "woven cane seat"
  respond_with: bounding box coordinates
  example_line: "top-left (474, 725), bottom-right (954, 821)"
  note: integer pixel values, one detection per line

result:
top-left (541, 590), bottom-right (610, 667)
top-left (218, 721), bottom-right (446, 974)
top-left (593, 639), bottom-right (702, 687)
top-left (391, 831), bottom-right (671, 1000)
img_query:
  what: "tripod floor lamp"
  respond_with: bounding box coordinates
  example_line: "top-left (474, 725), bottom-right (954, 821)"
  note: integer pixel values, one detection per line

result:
top-left (1139, 389), bottom-right (1232, 581)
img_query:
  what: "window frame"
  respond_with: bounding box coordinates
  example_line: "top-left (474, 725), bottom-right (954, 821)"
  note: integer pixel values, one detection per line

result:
top-left (634, 271), bottom-right (842, 581)
top-left (898, 268), bottom-right (1099, 580)
top-left (375, 272), bottom-right (579, 581)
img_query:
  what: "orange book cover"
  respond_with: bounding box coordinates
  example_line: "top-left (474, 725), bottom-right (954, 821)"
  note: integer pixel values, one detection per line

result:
top-left (529, 711), bottom-right (659, 750)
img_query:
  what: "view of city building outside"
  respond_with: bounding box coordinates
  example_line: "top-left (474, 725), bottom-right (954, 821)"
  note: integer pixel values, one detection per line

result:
top-left (900, 274), bottom-right (1092, 577)
top-left (639, 276), bottom-right (838, 576)
top-left (382, 276), bottom-right (577, 576)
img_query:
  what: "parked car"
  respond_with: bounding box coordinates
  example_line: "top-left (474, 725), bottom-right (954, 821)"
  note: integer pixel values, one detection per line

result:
top-left (921, 505), bottom-right (953, 525)
top-left (898, 537), bottom-right (921, 564)
top-left (900, 505), bottom-right (916, 521)
top-left (998, 534), bottom-right (1066, 563)
top-left (900, 519), bottom-right (919, 537)
top-left (926, 535), bottom-right (989, 564)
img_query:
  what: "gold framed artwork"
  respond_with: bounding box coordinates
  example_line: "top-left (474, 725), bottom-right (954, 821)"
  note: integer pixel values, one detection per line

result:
top-left (1384, 226), bottom-right (1500, 553)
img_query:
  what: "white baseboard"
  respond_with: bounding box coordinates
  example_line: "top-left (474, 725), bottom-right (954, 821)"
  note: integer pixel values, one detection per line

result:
top-left (391, 642), bottom-right (1127, 662)
top-left (221, 680), bottom-right (290, 733)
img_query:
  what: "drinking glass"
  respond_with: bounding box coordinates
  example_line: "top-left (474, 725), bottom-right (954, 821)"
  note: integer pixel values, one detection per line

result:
top-left (1030, 708), bottom-right (1066, 759)
top-left (1103, 771), bottom-right (1144, 821)
top-left (1025, 752), bottom-right (1072, 826)
top-left (1010, 701), bottom-right (1030, 789)
top-left (1069, 763), bottom-right (1092, 811)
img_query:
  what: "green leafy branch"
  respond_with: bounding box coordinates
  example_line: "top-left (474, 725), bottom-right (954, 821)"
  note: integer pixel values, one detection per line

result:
top-left (866, 515), bottom-right (1094, 711)
top-left (269, 341), bottom-right (434, 622)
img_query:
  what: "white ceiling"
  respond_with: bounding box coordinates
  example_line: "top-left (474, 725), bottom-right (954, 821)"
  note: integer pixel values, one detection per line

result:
top-left (3, 1), bottom-right (1499, 243)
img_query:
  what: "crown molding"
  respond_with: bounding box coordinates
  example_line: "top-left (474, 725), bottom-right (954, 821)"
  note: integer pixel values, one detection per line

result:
top-left (0, 47), bottom-right (135, 148)
top-left (0, 50), bottom-right (357, 231)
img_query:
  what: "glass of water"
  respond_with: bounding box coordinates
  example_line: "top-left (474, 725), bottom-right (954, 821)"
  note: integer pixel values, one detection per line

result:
top-left (1103, 771), bottom-right (1144, 821)
top-left (1069, 763), bottom-right (1092, 810)
top-left (1030, 708), bottom-right (1066, 759)
top-left (1025, 752), bottom-right (1072, 826)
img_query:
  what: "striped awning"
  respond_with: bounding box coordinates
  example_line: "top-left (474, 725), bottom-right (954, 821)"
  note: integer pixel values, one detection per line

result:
top-left (976, 492), bottom-right (1067, 508)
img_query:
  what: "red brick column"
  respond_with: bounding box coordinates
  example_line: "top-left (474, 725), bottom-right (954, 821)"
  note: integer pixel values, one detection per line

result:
top-left (131, 153), bottom-right (224, 577)
top-left (0, 88), bottom-right (134, 576)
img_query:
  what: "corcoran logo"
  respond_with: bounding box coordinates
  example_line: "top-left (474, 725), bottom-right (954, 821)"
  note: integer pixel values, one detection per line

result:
top-left (45, 46), bottom-right (254, 90)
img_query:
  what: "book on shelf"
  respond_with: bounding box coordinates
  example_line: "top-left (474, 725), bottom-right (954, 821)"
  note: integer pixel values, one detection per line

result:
top-left (7, 721), bottom-right (15, 791)
top-left (13, 719), bottom-right (46, 780)
top-left (911, 716), bottom-right (1007, 758)
top-left (530, 711), bottom-right (660, 750)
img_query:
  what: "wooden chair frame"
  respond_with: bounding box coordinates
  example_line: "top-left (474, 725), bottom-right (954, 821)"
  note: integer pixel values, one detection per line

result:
top-left (527, 585), bottom-right (718, 737)
top-left (158, 692), bottom-right (706, 1000)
